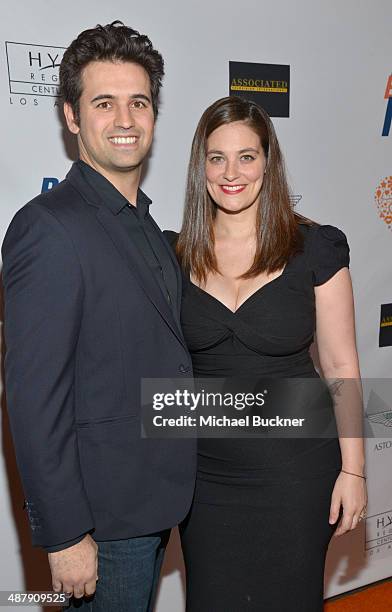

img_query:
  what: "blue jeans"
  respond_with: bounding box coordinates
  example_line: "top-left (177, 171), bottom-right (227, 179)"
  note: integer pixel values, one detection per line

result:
top-left (65, 530), bottom-right (170, 612)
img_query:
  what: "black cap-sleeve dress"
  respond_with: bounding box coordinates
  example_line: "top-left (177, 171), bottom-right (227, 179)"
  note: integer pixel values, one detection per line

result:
top-left (164, 223), bottom-right (350, 611)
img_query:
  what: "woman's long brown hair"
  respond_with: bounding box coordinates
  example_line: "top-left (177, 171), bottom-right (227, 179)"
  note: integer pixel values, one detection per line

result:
top-left (176, 96), bottom-right (314, 283)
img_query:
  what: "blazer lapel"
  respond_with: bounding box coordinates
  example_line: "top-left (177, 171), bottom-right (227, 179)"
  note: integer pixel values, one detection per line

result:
top-left (66, 163), bottom-right (187, 349)
top-left (149, 215), bottom-right (183, 317)
top-left (96, 207), bottom-right (186, 347)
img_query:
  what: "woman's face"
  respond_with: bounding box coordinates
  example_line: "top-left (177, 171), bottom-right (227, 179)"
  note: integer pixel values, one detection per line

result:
top-left (205, 120), bottom-right (266, 214)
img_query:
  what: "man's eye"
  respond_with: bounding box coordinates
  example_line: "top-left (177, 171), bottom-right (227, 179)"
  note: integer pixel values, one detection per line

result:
top-left (132, 100), bottom-right (147, 109)
top-left (97, 101), bottom-right (111, 109)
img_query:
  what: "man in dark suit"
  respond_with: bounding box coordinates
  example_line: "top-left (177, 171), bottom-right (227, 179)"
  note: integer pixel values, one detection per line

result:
top-left (2, 21), bottom-right (195, 611)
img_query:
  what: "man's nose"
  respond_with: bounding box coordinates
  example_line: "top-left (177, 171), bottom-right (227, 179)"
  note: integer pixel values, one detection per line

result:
top-left (114, 106), bottom-right (135, 130)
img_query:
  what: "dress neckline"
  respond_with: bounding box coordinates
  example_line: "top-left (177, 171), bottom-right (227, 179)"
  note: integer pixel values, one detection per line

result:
top-left (189, 264), bottom-right (289, 315)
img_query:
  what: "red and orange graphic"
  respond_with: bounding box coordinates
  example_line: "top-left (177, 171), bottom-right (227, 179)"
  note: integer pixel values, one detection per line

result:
top-left (375, 176), bottom-right (392, 230)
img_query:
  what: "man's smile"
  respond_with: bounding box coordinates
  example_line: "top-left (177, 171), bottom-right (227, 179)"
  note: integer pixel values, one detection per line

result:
top-left (108, 136), bottom-right (138, 146)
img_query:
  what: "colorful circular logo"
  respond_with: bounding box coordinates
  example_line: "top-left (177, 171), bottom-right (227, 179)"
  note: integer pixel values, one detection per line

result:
top-left (375, 176), bottom-right (392, 230)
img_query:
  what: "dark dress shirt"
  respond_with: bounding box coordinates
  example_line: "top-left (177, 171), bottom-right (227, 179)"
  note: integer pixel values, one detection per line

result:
top-left (78, 160), bottom-right (178, 313)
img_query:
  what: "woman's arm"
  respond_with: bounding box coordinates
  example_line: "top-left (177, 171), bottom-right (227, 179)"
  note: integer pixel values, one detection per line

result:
top-left (315, 267), bottom-right (367, 535)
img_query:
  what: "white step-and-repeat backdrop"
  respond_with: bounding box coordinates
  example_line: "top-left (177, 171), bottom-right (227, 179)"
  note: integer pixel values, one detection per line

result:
top-left (1, 1), bottom-right (391, 610)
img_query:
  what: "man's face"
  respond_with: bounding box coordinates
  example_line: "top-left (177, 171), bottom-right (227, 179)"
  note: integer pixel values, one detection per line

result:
top-left (64, 60), bottom-right (155, 182)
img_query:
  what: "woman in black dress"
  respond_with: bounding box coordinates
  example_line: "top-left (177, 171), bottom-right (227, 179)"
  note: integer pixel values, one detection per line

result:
top-left (165, 97), bottom-right (367, 611)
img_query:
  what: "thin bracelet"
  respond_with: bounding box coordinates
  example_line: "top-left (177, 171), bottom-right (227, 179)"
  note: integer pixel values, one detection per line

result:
top-left (341, 469), bottom-right (366, 480)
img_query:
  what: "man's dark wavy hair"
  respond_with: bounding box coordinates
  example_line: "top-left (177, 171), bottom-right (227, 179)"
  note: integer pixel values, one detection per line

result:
top-left (60, 20), bottom-right (164, 121)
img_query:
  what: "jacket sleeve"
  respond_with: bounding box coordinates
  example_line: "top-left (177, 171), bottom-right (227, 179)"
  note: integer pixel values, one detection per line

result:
top-left (2, 202), bottom-right (94, 548)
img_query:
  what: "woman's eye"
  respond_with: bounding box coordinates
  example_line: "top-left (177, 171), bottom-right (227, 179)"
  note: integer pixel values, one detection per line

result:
top-left (241, 155), bottom-right (255, 161)
top-left (209, 156), bottom-right (224, 163)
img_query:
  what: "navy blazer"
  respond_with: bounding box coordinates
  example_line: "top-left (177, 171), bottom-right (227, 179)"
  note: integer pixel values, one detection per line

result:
top-left (2, 163), bottom-right (196, 548)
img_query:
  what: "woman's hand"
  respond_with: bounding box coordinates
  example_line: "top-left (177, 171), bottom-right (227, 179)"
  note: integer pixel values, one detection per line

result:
top-left (329, 471), bottom-right (367, 536)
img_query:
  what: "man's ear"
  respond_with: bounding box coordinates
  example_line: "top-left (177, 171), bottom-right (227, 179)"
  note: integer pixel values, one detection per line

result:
top-left (64, 102), bottom-right (80, 134)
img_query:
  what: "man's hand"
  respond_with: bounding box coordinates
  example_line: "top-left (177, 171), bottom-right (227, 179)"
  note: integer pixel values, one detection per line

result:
top-left (49, 534), bottom-right (98, 599)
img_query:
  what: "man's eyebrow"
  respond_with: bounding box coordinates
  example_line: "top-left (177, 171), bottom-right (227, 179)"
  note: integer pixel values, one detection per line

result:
top-left (90, 93), bottom-right (152, 104)
top-left (131, 94), bottom-right (152, 103)
top-left (90, 94), bottom-right (114, 103)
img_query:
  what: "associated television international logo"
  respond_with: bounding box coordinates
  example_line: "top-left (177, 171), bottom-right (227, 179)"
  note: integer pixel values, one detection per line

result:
top-left (382, 74), bottom-right (392, 137)
top-left (374, 176), bottom-right (392, 231)
top-left (379, 303), bottom-right (392, 347)
top-left (5, 41), bottom-right (65, 98)
top-left (229, 62), bottom-right (290, 118)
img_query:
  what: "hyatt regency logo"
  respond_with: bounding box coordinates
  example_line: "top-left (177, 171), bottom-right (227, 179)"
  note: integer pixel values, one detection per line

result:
top-left (5, 41), bottom-right (65, 97)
